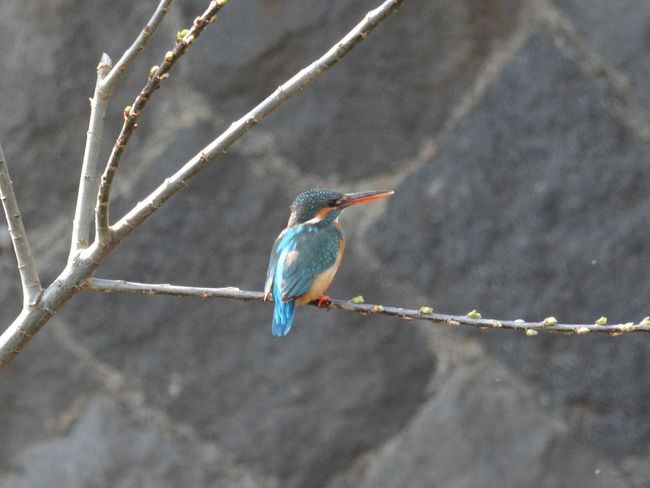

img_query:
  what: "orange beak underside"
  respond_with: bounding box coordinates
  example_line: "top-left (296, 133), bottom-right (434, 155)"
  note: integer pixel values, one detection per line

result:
top-left (336, 190), bottom-right (394, 209)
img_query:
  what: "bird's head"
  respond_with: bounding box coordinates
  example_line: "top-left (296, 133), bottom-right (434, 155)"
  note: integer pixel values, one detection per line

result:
top-left (287, 188), bottom-right (394, 226)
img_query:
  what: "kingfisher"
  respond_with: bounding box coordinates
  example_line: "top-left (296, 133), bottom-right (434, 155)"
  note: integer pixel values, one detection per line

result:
top-left (264, 188), bottom-right (394, 336)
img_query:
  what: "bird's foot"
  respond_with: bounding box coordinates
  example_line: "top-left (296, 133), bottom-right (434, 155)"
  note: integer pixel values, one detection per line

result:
top-left (311, 295), bottom-right (331, 308)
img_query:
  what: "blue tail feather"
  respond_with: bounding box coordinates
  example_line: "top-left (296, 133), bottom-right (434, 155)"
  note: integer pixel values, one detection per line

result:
top-left (272, 292), bottom-right (295, 336)
top-left (272, 299), bottom-right (295, 336)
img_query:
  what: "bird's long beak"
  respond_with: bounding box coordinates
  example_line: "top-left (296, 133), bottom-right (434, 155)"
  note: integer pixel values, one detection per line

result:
top-left (335, 190), bottom-right (394, 209)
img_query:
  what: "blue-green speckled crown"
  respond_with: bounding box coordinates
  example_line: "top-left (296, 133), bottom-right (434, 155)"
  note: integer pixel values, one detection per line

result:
top-left (290, 188), bottom-right (342, 224)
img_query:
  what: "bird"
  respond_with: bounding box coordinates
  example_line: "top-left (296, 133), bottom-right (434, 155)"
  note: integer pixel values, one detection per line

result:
top-left (264, 188), bottom-right (394, 336)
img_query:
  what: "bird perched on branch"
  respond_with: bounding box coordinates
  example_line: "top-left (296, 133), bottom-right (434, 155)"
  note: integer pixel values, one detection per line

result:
top-left (264, 188), bottom-right (394, 336)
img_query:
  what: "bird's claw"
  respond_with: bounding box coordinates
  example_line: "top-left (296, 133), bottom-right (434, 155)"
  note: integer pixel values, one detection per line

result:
top-left (311, 295), bottom-right (331, 308)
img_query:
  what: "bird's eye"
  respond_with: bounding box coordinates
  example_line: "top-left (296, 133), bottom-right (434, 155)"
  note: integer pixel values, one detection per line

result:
top-left (329, 199), bottom-right (339, 207)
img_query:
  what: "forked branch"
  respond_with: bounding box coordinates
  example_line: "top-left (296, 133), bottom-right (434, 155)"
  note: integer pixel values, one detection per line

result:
top-left (0, 0), bottom-right (408, 369)
top-left (70, 0), bottom-right (173, 258)
top-left (96, 0), bottom-right (230, 243)
top-left (0, 144), bottom-right (42, 306)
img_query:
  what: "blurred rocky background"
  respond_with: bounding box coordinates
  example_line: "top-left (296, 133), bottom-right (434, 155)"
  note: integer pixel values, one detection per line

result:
top-left (1, 0), bottom-right (649, 487)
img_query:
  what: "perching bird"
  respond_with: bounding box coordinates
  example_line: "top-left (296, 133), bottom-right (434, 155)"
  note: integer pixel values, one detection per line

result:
top-left (264, 188), bottom-right (394, 336)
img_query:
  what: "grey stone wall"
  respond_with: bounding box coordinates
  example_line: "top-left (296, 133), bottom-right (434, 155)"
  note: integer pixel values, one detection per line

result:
top-left (1, 1), bottom-right (649, 487)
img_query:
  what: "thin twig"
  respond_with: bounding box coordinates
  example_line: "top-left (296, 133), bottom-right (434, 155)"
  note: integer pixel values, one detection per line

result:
top-left (112, 0), bottom-right (408, 241)
top-left (68, 54), bottom-right (112, 259)
top-left (83, 278), bottom-right (650, 335)
top-left (0, 144), bottom-right (42, 306)
top-left (86, 278), bottom-right (262, 301)
top-left (101, 0), bottom-right (174, 92)
top-left (96, 0), bottom-right (228, 243)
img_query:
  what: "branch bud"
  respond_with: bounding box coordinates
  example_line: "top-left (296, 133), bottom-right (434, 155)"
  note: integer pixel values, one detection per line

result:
top-left (576, 327), bottom-right (590, 335)
top-left (542, 316), bottom-right (557, 326)
top-left (525, 329), bottom-right (538, 337)
top-left (466, 309), bottom-right (481, 320)
top-left (640, 316), bottom-right (650, 326)
top-left (165, 51), bottom-right (174, 62)
top-left (149, 65), bottom-right (159, 77)
top-left (620, 322), bottom-right (636, 332)
top-left (350, 295), bottom-right (365, 304)
top-left (418, 306), bottom-right (433, 314)
top-left (595, 316), bottom-right (607, 325)
top-left (176, 29), bottom-right (190, 42)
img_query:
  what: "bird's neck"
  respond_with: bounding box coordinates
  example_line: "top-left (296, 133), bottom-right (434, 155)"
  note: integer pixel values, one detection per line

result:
top-left (303, 208), bottom-right (341, 228)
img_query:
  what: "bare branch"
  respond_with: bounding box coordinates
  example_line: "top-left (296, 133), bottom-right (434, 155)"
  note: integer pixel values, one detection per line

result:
top-left (83, 279), bottom-right (650, 335)
top-left (0, 144), bottom-right (42, 306)
top-left (0, 0), bottom-right (407, 369)
top-left (96, 0), bottom-right (229, 243)
top-left (0, 244), bottom-right (104, 370)
top-left (86, 278), bottom-right (261, 301)
top-left (71, 1), bottom-right (174, 257)
top-left (68, 54), bottom-right (113, 259)
top-left (101, 0), bottom-right (174, 92)
top-left (112, 0), bottom-right (408, 241)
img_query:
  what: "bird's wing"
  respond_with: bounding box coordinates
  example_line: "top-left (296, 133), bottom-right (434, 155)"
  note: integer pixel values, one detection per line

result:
top-left (280, 226), bottom-right (341, 301)
top-left (265, 225), bottom-right (341, 302)
top-left (264, 228), bottom-right (287, 300)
